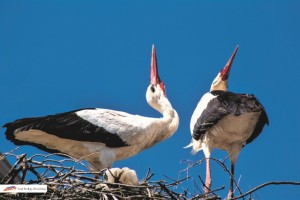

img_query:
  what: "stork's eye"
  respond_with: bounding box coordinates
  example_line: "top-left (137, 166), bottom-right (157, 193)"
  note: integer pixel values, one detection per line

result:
top-left (150, 85), bottom-right (155, 93)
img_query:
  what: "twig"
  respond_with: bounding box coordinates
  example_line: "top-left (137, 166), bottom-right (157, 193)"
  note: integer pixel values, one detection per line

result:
top-left (2, 149), bottom-right (300, 200)
top-left (231, 181), bottom-right (300, 199)
top-left (141, 168), bottom-right (155, 184)
top-left (0, 147), bottom-right (20, 160)
top-left (210, 158), bottom-right (244, 198)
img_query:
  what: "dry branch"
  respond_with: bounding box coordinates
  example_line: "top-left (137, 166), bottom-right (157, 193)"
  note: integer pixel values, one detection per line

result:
top-left (1, 150), bottom-right (300, 200)
top-left (231, 181), bottom-right (300, 200)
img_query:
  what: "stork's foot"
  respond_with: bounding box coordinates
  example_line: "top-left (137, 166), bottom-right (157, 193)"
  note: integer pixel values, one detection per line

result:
top-left (203, 178), bottom-right (212, 197)
top-left (227, 190), bottom-right (233, 199)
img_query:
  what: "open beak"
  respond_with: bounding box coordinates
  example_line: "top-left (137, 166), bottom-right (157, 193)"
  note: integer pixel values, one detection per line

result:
top-left (150, 44), bottom-right (166, 94)
top-left (220, 45), bottom-right (239, 81)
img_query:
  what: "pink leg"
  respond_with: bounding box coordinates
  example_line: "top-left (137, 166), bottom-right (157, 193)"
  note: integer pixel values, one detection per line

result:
top-left (204, 158), bottom-right (212, 195)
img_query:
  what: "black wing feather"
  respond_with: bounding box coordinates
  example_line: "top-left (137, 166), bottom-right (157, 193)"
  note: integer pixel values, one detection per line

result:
top-left (246, 106), bottom-right (269, 144)
top-left (4, 108), bottom-right (129, 148)
top-left (193, 94), bottom-right (229, 140)
top-left (193, 91), bottom-right (269, 142)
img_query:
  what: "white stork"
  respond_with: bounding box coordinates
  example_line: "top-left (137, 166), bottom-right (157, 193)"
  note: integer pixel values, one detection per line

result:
top-left (187, 46), bottom-right (269, 199)
top-left (4, 45), bottom-right (179, 172)
top-left (104, 167), bottom-right (139, 186)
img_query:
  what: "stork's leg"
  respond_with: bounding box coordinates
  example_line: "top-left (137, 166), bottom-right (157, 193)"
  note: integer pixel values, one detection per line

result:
top-left (204, 157), bottom-right (212, 195)
top-left (228, 162), bottom-right (235, 199)
top-left (89, 161), bottom-right (108, 179)
top-left (228, 145), bottom-right (241, 199)
top-left (202, 145), bottom-right (212, 196)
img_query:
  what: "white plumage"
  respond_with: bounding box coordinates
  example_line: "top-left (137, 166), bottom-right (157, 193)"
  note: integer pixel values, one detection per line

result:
top-left (104, 167), bottom-right (139, 186)
top-left (188, 46), bottom-right (269, 199)
top-left (190, 93), bottom-right (215, 142)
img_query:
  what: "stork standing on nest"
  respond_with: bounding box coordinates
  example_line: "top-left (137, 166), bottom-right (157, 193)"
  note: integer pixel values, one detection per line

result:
top-left (4, 45), bottom-right (179, 172)
top-left (187, 46), bottom-right (269, 199)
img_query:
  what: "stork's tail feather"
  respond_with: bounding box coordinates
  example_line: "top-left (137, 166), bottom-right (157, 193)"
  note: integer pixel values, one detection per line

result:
top-left (3, 117), bottom-right (38, 144)
top-left (183, 140), bottom-right (202, 155)
top-left (183, 142), bottom-right (193, 149)
top-left (3, 122), bottom-right (18, 143)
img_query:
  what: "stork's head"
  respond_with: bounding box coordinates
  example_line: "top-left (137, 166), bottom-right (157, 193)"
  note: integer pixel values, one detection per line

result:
top-left (210, 46), bottom-right (239, 91)
top-left (146, 45), bottom-right (167, 111)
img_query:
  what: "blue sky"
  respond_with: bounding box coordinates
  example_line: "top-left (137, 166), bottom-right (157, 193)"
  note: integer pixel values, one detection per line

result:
top-left (1, 1), bottom-right (300, 199)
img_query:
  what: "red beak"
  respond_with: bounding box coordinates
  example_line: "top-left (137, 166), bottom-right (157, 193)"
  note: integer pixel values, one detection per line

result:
top-left (150, 44), bottom-right (166, 95)
top-left (220, 45), bottom-right (239, 81)
top-left (150, 44), bottom-right (160, 84)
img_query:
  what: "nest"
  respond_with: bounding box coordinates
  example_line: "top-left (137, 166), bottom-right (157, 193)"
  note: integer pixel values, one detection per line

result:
top-left (0, 148), bottom-right (214, 200)
top-left (1, 148), bottom-right (299, 200)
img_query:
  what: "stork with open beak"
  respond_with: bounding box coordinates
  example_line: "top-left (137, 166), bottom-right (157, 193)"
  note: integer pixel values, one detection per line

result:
top-left (4, 45), bottom-right (179, 172)
top-left (188, 46), bottom-right (269, 199)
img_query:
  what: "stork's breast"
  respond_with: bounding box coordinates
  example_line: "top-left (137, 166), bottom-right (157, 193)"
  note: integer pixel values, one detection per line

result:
top-left (206, 112), bottom-right (261, 150)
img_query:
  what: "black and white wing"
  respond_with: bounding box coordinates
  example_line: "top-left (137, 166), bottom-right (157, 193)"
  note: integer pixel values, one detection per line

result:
top-left (4, 108), bottom-right (154, 151)
top-left (191, 91), bottom-right (269, 143)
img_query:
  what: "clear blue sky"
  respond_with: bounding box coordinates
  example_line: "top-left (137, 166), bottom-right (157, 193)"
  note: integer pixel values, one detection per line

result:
top-left (1, 1), bottom-right (300, 199)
